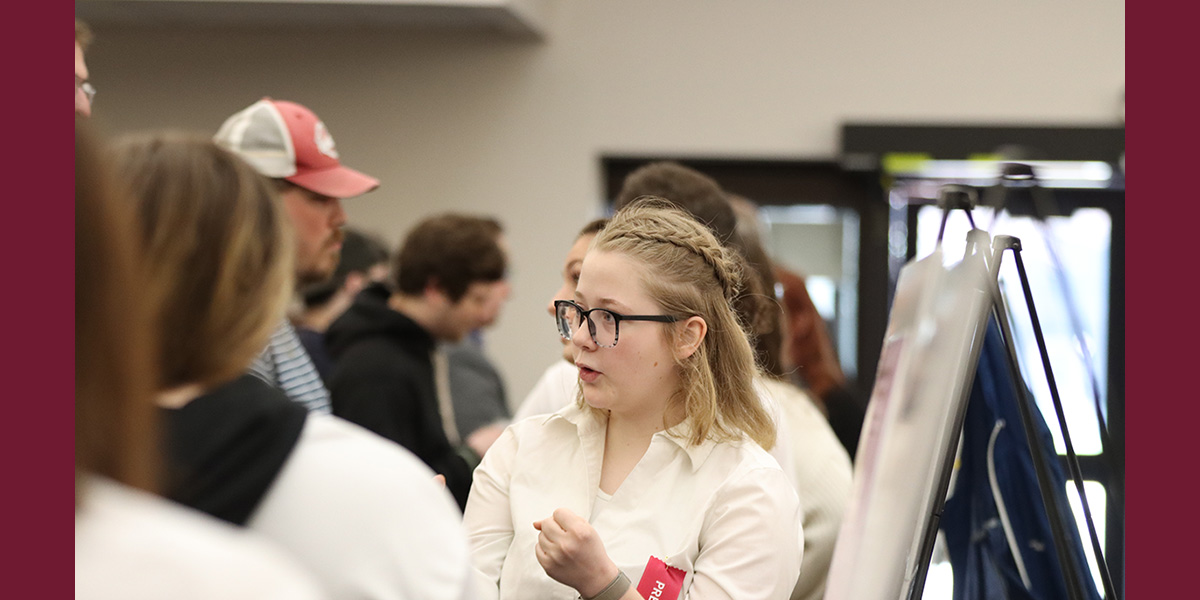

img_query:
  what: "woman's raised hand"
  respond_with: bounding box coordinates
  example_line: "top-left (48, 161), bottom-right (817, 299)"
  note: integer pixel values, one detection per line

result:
top-left (533, 508), bottom-right (621, 597)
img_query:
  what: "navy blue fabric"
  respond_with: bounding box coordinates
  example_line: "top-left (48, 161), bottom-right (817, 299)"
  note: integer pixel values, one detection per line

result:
top-left (941, 318), bottom-right (1099, 600)
top-left (296, 325), bottom-right (335, 385)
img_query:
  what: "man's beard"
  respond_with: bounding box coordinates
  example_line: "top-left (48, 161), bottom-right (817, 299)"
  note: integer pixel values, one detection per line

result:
top-left (294, 232), bottom-right (345, 288)
top-left (295, 249), bottom-right (341, 288)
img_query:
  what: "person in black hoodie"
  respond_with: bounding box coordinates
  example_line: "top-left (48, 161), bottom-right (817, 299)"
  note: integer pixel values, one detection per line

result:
top-left (327, 213), bottom-right (508, 509)
top-left (293, 228), bottom-right (392, 384)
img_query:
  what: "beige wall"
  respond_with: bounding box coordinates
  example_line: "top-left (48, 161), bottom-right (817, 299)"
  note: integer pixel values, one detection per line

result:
top-left (85, 0), bottom-right (1125, 406)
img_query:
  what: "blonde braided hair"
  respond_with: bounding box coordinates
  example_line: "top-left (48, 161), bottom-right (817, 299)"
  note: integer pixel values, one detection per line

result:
top-left (585, 196), bottom-right (775, 449)
top-left (613, 228), bottom-right (743, 304)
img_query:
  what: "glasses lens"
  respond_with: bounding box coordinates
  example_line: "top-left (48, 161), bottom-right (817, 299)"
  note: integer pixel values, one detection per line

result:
top-left (555, 301), bottom-right (577, 340)
top-left (591, 309), bottom-right (618, 347)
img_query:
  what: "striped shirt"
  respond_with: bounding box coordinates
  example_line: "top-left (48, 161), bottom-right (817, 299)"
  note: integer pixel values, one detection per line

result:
top-left (249, 321), bottom-right (332, 414)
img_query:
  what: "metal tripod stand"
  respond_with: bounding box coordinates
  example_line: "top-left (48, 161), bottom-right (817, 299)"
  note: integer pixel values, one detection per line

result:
top-left (906, 175), bottom-right (1118, 600)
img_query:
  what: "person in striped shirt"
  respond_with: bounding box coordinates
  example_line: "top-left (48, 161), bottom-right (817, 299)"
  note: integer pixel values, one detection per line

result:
top-left (214, 98), bottom-right (380, 412)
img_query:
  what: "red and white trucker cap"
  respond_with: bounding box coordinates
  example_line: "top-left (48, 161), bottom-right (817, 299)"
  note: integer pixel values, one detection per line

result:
top-left (214, 98), bottom-right (380, 199)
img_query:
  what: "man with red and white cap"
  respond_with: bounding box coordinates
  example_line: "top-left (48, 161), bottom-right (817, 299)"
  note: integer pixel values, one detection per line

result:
top-left (215, 98), bottom-right (379, 413)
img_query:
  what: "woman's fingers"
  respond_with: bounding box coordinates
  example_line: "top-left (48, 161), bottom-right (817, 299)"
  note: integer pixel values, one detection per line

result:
top-left (534, 509), bottom-right (617, 596)
top-left (534, 536), bottom-right (554, 571)
top-left (552, 507), bottom-right (584, 530)
top-left (537, 514), bottom-right (569, 542)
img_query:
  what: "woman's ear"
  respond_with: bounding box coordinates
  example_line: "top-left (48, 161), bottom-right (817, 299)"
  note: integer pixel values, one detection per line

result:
top-left (675, 316), bottom-right (707, 360)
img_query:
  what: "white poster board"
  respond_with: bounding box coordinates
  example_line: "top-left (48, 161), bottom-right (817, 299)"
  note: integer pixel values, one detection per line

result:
top-left (825, 245), bottom-right (992, 600)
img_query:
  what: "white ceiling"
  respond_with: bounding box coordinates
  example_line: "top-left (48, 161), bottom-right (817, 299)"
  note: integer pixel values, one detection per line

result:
top-left (76, 0), bottom-right (555, 39)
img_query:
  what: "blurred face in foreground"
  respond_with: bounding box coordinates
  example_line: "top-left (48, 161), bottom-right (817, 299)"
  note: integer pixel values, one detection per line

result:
top-left (75, 42), bottom-right (91, 117)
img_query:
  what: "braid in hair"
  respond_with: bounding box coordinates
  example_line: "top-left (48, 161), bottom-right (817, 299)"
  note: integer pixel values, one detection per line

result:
top-left (610, 228), bottom-right (743, 304)
top-left (589, 196), bottom-right (775, 449)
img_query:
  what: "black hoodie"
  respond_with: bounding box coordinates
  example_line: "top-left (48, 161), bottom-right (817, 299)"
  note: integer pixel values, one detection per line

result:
top-left (325, 283), bottom-right (473, 509)
top-left (163, 373), bottom-right (308, 525)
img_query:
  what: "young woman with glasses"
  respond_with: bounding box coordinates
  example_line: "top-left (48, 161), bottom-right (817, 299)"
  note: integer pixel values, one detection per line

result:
top-left (464, 197), bottom-right (803, 600)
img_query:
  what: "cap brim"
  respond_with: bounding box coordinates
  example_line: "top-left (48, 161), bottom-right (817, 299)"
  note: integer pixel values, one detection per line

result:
top-left (286, 165), bottom-right (380, 199)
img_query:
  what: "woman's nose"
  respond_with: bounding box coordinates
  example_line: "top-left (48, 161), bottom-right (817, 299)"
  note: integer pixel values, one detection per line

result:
top-left (570, 316), bottom-right (596, 350)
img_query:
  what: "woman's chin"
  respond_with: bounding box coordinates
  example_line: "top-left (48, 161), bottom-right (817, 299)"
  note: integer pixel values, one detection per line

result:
top-left (581, 390), bottom-right (611, 411)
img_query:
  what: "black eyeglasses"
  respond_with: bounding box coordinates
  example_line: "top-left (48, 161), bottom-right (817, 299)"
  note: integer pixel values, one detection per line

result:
top-left (554, 299), bottom-right (678, 348)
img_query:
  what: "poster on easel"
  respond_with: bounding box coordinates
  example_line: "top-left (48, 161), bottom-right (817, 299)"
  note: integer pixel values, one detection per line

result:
top-left (825, 243), bottom-right (992, 600)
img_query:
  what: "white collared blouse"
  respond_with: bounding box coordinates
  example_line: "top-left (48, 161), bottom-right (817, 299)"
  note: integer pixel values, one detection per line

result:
top-left (464, 404), bottom-right (803, 600)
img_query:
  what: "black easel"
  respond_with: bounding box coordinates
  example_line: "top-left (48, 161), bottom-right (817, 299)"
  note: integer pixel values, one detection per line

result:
top-left (905, 177), bottom-right (1118, 600)
top-left (986, 163), bottom-right (1117, 600)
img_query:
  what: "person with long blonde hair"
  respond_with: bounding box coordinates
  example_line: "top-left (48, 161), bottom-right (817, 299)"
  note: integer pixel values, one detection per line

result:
top-left (465, 197), bottom-right (802, 600)
top-left (74, 120), bottom-right (323, 600)
top-left (111, 132), bottom-right (478, 600)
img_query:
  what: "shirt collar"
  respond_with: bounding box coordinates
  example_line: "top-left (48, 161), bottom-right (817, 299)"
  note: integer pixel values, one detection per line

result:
top-left (543, 403), bottom-right (605, 436)
top-left (657, 423), bottom-right (720, 473)
top-left (547, 404), bottom-right (720, 473)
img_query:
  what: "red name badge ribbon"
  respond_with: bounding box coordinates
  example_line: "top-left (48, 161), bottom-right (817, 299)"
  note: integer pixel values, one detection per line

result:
top-left (636, 556), bottom-right (686, 600)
